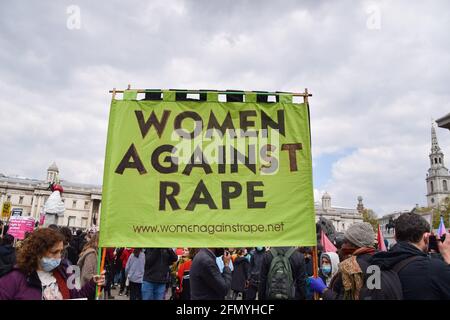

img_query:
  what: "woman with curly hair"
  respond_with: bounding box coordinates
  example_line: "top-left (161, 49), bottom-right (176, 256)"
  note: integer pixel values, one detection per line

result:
top-left (0, 228), bottom-right (105, 300)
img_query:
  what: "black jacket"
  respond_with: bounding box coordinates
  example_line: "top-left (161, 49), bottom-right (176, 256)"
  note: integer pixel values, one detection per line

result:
top-left (231, 256), bottom-right (250, 292)
top-left (370, 241), bottom-right (450, 300)
top-left (143, 248), bottom-right (178, 284)
top-left (0, 245), bottom-right (16, 277)
top-left (249, 249), bottom-right (265, 286)
top-left (190, 249), bottom-right (232, 300)
top-left (65, 245), bottom-right (79, 266)
top-left (258, 247), bottom-right (306, 300)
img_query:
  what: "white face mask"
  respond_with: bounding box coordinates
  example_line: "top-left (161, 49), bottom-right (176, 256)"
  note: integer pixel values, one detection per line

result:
top-left (40, 257), bottom-right (61, 272)
top-left (321, 264), bottom-right (332, 275)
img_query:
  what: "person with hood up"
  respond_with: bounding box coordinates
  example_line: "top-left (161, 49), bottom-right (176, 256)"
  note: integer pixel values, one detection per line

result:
top-left (230, 248), bottom-right (251, 300)
top-left (309, 222), bottom-right (376, 300)
top-left (0, 234), bottom-right (16, 277)
top-left (318, 252), bottom-right (340, 286)
top-left (370, 213), bottom-right (450, 300)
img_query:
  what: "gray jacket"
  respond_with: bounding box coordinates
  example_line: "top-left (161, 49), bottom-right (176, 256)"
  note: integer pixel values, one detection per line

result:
top-left (77, 248), bottom-right (97, 287)
top-left (125, 252), bottom-right (145, 284)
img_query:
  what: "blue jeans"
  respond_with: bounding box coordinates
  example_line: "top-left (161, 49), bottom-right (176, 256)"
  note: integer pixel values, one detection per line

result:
top-left (141, 281), bottom-right (166, 300)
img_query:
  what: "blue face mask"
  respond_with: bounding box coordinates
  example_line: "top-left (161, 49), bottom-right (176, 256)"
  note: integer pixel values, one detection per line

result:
top-left (40, 257), bottom-right (61, 272)
top-left (322, 265), bottom-right (332, 275)
top-left (256, 247), bottom-right (264, 251)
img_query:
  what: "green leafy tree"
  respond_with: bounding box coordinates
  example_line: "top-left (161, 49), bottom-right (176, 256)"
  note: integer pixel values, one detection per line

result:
top-left (431, 199), bottom-right (450, 230)
top-left (362, 209), bottom-right (378, 232)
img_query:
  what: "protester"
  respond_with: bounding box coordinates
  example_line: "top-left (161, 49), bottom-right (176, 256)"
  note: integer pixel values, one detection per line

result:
top-left (70, 229), bottom-right (85, 260)
top-left (170, 248), bottom-right (188, 300)
top-left (299, 247), bottom-right (314, 300)
top-left (318, 252), bottom-right (340, 286)
top-left (104, 247), bottom-right (115, 299)
top-left (0, 228), bottom-right (104, 300)
top-left (309, 222), bottom-right (376, 300)
top-left (112, 247), bottom-right (124, 288)
top-left (77, 233), bottom-right (99, 292)
top-left (142, 248), bottom-right (178, 300)
top-left (370, 213), bottom-right (450, 299)
top-left (190, 248), bottom-right (232, 300)
top-left (231, 248), bottom-right (251, 300)
top-left (118, 247), bottom-right (133, 296)
top-left (58, 227), bottom-right (78, 265)
top-left (215, 248), bottom-right (235, 299)
top-left (259, 247), bottom-right (306, 300)
top-left (246, 247), bottom-right (266, 300)
top-left (0, 234), bottom-right (16, 277)
top-left (175, 248), bottom-right (195, 300)
top-left (125, 248), bottom-right (145, 300)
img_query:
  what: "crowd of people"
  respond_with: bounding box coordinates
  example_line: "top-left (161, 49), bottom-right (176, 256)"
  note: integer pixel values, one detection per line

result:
top-left (0, 212), bottom-right (449, 300)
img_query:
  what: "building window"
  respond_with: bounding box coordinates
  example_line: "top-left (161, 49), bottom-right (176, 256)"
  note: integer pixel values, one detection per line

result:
top-left (68, 216), bottom-right (76, 227)
top-left (82, 217), bottom-right (88, 228)
top-left (431, 198), bottom-right (435, 204)
top-left (6, 195), bottom-right (11, 202)
top-left (72, 200), bottom-right (77, 209)
top-left (439, 158), bottom-right (442, 164)
top-left (435, 158), bottom-right (438, 164)
top-left (84, 201), bottom-right (90, 210)
top-left (431, 181), bottom-right (434, 193)
top-left (444, 180), bottom-right (448, 192)
top-left (19, 196), bottom-right (24, 205)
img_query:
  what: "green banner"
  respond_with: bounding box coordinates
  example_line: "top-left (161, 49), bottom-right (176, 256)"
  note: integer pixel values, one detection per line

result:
top-left (99, 91), bottom-right (316, 248)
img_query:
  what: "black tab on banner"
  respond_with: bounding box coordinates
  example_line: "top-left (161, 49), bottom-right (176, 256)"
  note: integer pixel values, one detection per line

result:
top-left (143, 89), bottom-right (162, 101)
top-left (226, 89), bottom-right (244, 102)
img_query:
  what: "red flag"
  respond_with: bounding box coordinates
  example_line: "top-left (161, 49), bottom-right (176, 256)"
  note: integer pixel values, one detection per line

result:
top-left (377, 225), bottom-right (387, 251)
top-left (320, 230), bottom-right (337, 252)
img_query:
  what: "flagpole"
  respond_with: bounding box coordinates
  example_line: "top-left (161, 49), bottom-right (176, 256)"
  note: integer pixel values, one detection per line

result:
top-left (312, 245), bottom-right (319, 300)
top-left (95, 247), bottom-right (106, 299)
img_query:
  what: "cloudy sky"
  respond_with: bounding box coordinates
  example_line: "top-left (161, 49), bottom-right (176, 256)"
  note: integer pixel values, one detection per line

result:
top-left (1, 0), bottom-right (449, 216)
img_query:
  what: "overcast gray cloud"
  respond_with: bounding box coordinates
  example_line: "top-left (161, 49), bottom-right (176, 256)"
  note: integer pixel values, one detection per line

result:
top-left (0, 0), bottom-right (449, 216)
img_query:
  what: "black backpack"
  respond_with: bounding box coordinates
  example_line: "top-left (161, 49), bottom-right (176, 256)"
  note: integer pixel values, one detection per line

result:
top-left (266, 247), bottom-right (296, 300)
top-left (359, 256), bottom-right (420, 300)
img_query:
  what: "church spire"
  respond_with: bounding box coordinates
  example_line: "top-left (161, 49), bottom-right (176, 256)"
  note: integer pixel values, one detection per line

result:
top-left (426, 121), bottom-right (450, 208)
top-left (431, 122), bottom-right (441, 153)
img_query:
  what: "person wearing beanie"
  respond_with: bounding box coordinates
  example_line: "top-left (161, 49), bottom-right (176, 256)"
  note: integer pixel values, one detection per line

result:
top-left (309, 222), bottom-right (377, 300)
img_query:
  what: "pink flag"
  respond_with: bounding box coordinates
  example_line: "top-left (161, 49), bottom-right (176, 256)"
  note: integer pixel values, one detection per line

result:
top-left (377, 225), bottom-right (387, 251)
top-left (437, 216), bottom-right (447, 239)
top-left (320, 230), bottom-right (337, 252)
top-left (39, 211), bottom-right (45, 226)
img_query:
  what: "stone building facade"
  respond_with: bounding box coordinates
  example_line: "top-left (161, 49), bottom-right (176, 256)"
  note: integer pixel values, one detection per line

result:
top-left (0, 163), bottom-right (101, 230)
top-left (314, 192), bottom-right (364, 232)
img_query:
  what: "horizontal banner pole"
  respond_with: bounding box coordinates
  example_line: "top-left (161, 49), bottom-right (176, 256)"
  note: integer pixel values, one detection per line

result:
top-left (108, 89), bottom-right (312, 97)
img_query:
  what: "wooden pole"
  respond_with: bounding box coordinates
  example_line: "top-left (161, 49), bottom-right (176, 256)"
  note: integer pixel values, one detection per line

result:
top-left (108, 88), bottom-right (313, 97)
top-left (96, 247), bottom-right (106, 300)
top-left (94, 88), bottom-right (118, 300)
top-left (312, 245), bottom-right (319, 300)
top-left (303, 88), bottom-right (309, 104)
